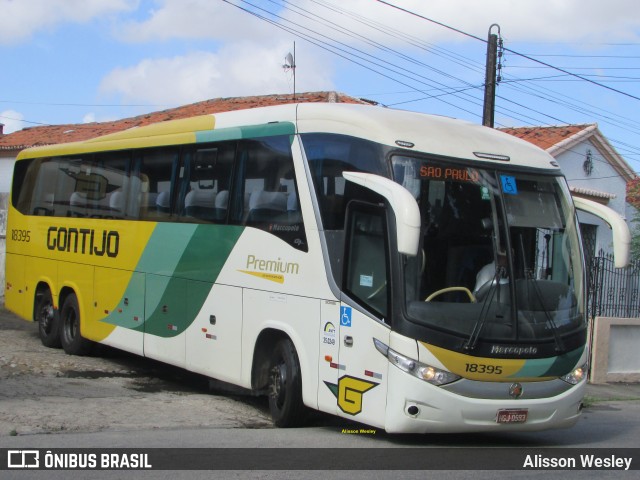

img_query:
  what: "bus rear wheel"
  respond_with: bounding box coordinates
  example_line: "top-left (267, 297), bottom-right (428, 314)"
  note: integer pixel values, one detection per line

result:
top-left (35, 288), bottom-right (61, 348)
top-left (268, 338), bottom-right (306, 427)
top-left (60, 293), bottom-right (93, 356)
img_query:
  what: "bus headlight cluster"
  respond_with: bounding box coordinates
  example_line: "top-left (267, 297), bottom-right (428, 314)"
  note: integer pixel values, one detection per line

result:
top-left (373, 338), bottom-right (460, 386)
top-left (560, 362), bottom-right (588, 385)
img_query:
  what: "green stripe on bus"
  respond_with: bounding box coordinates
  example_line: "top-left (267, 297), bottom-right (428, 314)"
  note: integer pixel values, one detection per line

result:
top-left (172, 224), bottom-right (245, 283)
top-left (195, 122), bottom-right (295, 143)
top-left (143, 224), bottom-right (244, 337)
top-left (102, 224), bottom-right (244, 337)
top-left (513, 346), bottom-right (584, 378)
top-left (139, 223), bottom-right (198, 278)
top-left (540, 346), bottom-right (584, 377)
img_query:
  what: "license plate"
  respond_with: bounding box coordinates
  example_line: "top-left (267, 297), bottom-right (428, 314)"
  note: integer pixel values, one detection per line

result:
top-left (496, 408), bottom-right (528, 424)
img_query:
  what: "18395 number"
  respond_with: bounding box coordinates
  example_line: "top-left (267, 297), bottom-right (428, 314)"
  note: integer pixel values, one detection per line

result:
top-left (465, 363), bottom-right (503, 375)
top-left (11, 229), bottom-right (31, 242)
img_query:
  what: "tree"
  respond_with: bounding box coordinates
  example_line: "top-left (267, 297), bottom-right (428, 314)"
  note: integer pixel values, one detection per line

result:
top-left (626, 178), bottom-right (640, 261)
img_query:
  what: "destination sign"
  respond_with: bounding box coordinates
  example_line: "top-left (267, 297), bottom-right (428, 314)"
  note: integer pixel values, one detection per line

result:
top-left (419, 165), bottom-right (480, 182)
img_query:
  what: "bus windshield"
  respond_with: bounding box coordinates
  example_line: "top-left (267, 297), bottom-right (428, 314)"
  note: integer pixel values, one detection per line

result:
top-left (392, 156), bottom-right (585, 346)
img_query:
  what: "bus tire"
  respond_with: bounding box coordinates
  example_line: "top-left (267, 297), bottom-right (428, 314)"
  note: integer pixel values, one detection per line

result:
top-left (35, 288), bottom-right (61, 348)
top-left (268, 338), bottom-right (306, 427)
top-left (60, 293), bottom-right (93, 356)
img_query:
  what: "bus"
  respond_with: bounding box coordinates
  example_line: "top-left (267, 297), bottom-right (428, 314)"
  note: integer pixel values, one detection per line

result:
top-left (5, 103), bottom-right (630, 433)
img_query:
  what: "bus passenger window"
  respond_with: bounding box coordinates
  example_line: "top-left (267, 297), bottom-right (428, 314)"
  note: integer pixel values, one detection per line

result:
top-left (91, 151), bottom-right (132, 219)
top-left (232, 136), bottom-right (307, 251)
top-left (181, 143), bottom-right (234, 223)
top-left (68, 191), bottom-right (88, 217)
top-left (135, 148), bottom-right (179, 221)
top-left (301, 133), bottom-right (387, 231)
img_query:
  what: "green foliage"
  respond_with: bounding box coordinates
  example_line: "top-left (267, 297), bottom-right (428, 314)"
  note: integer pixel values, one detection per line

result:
top-left (627, 179), bottom-right (640, 261)
top-left (631, 218), bottom-right (640, 262)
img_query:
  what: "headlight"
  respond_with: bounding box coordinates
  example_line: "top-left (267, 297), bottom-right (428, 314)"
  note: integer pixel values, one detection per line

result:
top-left (374, 338), bottom-right (460, 386)
top-left (560, 362), bottom-right (588, 385)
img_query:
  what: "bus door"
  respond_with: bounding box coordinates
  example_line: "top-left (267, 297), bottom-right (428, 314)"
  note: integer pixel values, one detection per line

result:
top-left (333, 203), bottom-right (391, 427)
top-left (335, 305), bottom-right (390, 428)
top-left (317, 299), bottom-right (341, 414)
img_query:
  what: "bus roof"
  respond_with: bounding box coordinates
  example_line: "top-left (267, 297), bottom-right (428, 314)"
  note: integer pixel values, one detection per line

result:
top-left (294, 103), bottom-right (559, 171)
top-left (17, 103), bottom-right (558, 171)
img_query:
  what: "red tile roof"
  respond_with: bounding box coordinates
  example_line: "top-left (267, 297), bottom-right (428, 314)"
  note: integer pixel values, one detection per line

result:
top-left (498, 124), bottom-right (593, 151)
top-left (0, 91), bottom-right (366, 151)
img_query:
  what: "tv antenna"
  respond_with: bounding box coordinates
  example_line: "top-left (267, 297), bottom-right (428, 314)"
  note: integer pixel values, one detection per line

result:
top-left (283, 42), bottom-right (296, 100)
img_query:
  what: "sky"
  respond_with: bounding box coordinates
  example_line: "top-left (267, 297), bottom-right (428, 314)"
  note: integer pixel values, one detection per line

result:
top-left (2, 0), bottom-right (640, 173)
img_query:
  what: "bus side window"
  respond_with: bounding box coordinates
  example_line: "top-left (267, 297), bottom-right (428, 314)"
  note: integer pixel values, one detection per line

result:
top-left (54, 157), bottom-right (90, 218)
top-left (135, 148), bottom-right (179, 222)
top-left (94, 151), bottom-right (132, 219)
top-left (301, 133), bottom-right (387, 231)
top-left (68, 191), bottom-right (87, 217)
top-left (13, 158), bottom-right (57, 217)
top-left (11, 158), bottom-right (35, 215)
top-left (232, 136), bottom-right (307, 251)
top-left (181, 143), bottom-right (235, 223)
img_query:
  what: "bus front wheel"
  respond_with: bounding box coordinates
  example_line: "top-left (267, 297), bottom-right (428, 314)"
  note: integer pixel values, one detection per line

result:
top-left (60, 293), bottom-right (93, 356)
top-left (268, 338), bottom-right (305, 427)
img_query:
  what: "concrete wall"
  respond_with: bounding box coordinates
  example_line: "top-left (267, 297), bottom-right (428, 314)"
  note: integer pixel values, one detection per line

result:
top-left (590, 316), bottom-right (640, 384)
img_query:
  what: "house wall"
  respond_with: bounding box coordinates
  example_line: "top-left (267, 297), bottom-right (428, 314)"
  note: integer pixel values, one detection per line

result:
top-left (0, 155), bottom-right (12, 301)
top-left (555, 139), bottom-right (629, 257)
top-left (0, 192), bottom-right (6, 302)
top-left (0, 155), bottom-right (16, 193)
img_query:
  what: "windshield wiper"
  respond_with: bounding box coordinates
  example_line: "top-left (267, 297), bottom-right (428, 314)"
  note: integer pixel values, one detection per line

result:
top-left (519, 234), bottom-right (566, 353)
top-left (464, 265), bottom-right (504, 351)
top-left (524, 273), bottom-right (566, 353)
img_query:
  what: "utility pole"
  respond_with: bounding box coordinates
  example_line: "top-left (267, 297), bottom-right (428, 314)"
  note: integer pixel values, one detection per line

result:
top-left (482, 24), bottom-right (501, 128)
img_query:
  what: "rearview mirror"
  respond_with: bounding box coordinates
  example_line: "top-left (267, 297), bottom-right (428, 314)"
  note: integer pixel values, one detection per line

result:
top-left (343, 171), bottom-right (421, 256)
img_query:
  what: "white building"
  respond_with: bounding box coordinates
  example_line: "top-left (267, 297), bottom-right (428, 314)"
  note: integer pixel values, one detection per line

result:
top-left (500, 124), bottom-right (636, 260)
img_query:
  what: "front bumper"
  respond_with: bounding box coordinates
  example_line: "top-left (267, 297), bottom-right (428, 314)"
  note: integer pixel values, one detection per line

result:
top-left (384, 366), bottom-right (585, 433)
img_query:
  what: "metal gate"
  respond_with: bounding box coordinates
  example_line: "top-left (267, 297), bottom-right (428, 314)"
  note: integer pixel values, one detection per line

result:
top-left (588, 249), bottom-right (640, 319)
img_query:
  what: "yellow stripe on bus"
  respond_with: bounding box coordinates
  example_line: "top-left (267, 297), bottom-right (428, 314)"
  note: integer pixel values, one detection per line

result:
top-left (422, 342), bottom-right (527, 382)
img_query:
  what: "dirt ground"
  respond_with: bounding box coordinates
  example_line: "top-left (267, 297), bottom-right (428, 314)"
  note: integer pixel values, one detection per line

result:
top-left (0, 306), bottom-right (274, 436)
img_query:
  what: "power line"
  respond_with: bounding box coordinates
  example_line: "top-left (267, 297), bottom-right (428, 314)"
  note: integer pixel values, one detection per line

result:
top-left (267, 0), bottom-right (640, 159)
top-left (224, 0), bottom-right (486, 117)
top-left (375, 0), bottom-right (640, 102)
top-left (508, 65), bottom-right (640, 70)
top-left (0, 114), bottom-right (49, 126)
top-left (7, 0), bottom-right (639, 168)
top-left (226, 0), bottom-right (640, 167)
top-left (515, 54), bottom-right (640, 59)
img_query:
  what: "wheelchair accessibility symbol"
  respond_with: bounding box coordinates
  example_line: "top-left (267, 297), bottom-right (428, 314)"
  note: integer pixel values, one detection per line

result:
top-left (340, 306), bottom-right (352, 327)
top-left (500, 175), bottom-right (518, 195)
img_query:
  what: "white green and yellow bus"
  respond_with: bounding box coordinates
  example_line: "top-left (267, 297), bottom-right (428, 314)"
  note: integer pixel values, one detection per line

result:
top-left (5, 103), bottom-right (630, 433)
